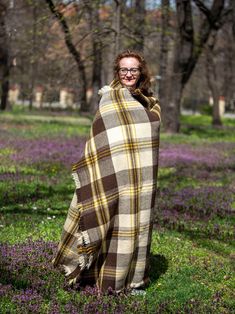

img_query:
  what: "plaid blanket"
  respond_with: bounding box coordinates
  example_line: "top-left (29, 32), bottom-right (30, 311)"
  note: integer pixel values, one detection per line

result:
top-left (53, 80), bottom-right (161, 292)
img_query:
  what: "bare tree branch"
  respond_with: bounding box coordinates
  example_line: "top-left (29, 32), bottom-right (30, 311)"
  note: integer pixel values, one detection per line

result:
top-left (44, 0), bottom-right (88, 111)
top-left (0, 0), bottom-right (10, 110)
top-left (182, 0), bottom-right (225, 84)
top-left (217, 6), bottom-right (233, 27)
top-left (161, 0), bottom-right (226, 132)
top-left (45, 0), bottom-right (82, 65)
top-left (193, 0), bottom-right (211, 21)
top-left (194, 0), bottom-right (231, 29)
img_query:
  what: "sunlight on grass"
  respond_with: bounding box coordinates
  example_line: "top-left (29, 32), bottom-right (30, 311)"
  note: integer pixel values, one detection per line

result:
top-left (0, 112), bottom-right (234, 313)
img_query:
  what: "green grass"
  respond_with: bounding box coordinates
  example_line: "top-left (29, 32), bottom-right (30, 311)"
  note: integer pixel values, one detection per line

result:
top-left (0, 112), bottom-right (234, 313)
top-left (160, 114), bottom-right (235, 144)
top-left (0, 115), bottom-right (90, 138)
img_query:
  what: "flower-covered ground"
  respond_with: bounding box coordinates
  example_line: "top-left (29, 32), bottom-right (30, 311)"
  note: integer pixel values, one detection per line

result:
top-left (0, 112), bottom-right (234, 313)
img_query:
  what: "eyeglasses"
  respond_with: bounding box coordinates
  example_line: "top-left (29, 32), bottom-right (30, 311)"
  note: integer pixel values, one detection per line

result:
top-left (119, 67), bottom-right (140, 76)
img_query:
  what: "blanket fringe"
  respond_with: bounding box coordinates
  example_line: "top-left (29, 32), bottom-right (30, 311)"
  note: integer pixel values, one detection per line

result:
top-left (77, 254), bottom-right (87, 270)
top-left (82, 230), bottom-right (90, 245)
top-left (71, 171), bottom-right (81, 189)
top-left (61, 230), bottom-right (94, 281)
top-left (75, 230), bottom-right (94, 270)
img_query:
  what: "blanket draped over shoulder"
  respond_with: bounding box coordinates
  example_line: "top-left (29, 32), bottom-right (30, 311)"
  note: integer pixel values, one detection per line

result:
top-left (53, 80), bottom-right (161, 292)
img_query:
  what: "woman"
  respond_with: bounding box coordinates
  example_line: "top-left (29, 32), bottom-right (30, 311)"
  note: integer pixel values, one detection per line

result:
top-left (53, 50), bottom-right (161, 294)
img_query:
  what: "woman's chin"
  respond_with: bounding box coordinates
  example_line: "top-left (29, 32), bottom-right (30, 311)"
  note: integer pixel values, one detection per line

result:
top-left (123, 82), bottom-right (136, 89)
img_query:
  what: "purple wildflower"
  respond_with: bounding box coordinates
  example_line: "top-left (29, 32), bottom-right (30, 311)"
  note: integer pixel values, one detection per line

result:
top-left (159, 142), bottom-right (235, 170)
top-left (0, 283), bottom-right (12, 297)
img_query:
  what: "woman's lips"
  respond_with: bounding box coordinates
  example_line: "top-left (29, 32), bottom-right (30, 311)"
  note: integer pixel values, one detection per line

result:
top-left (123, 79), bottom-right (135, 83)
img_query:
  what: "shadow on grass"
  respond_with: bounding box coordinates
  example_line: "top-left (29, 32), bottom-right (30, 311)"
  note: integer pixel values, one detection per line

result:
top-left (181, 124), bottom-right (235, 140)
top-left (0, 209), bottom-right (68, 217)
top-left (149, 253), bottom-right (168, 283)
top-left (179, 229), bottom-right (234, 259)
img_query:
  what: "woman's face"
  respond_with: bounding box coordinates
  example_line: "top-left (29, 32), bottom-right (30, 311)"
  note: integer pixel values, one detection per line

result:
top-left (118, 57), bottom-right (140, 89)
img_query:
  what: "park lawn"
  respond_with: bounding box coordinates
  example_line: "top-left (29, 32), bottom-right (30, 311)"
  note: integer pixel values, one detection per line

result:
top-left (0, 111), bottom-right (234, 313)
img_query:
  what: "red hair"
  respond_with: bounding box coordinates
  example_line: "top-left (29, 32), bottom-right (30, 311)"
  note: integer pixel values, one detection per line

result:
top-left (113, 50), bottom-right (153, 96)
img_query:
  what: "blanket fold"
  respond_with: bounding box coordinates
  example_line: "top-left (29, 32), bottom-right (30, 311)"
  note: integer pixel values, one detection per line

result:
top-left (53, 80), bottom-right (161, 291)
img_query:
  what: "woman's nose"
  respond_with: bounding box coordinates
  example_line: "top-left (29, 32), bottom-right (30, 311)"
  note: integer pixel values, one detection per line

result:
top-left (126, 71), bottom-right (132, 77)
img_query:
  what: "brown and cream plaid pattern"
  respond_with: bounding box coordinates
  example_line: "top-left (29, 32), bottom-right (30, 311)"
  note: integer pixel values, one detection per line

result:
top-left (53, 80), bottom-right (161, 292)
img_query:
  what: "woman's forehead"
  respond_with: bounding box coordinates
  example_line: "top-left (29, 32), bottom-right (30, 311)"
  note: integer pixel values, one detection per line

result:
top-left (119, 57), bottom-right (140, 67)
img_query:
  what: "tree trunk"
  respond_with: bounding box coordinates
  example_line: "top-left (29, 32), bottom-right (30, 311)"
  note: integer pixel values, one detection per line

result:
top-left (212, 96), bottom-right (221, 126)
top-left (226, 0), bottom-right (235, 109)
top-left (221, 27), bottom-right (234, 111)
top-left (165, 75), bottom-right (183, 132)
top-left (132, 0), bottom-right (145, 52)
top-left (45, 0), bottom-right (88, 112)
top-left (29, 2), bottom-right (38, 110)
top-left (206, 32), bottom-right (222, 126)
top-left (0, 65), bottom-right (9, 110)
top-left (161, 0), bottom-right (225, 133)
top-left (87, 1), bottom-right (102, 114)
top-left (0, 1), bottom-right (10, 111)
top-left (207, 67), bottom-right (221, 126)
top-left (159, 0), bottom-right (170, 127)
top-left (106, 0), bottom-right (121, 83)
top-left (114, 0), bottom-right (121, 55)
top-left (163, 0), bottom-right (194, 132)
top-left (230, 0), bottom-right (235, 39)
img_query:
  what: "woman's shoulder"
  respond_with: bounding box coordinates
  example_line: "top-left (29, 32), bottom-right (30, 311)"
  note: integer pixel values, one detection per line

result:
top-left (98, 85), bottom-right (112, 97)
top-left (98, 80), bottom-right (128, 100)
